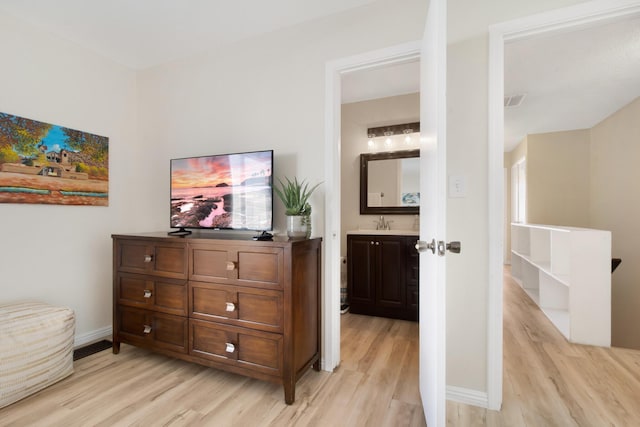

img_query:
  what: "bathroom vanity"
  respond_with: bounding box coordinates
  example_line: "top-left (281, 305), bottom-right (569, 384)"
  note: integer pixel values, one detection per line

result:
top-left (346, 230), bottom-right (419, 321)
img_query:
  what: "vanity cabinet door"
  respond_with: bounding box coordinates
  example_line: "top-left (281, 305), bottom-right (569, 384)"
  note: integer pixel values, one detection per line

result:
top-left (375, 237), bottom-right (406, 308)
top-left (347, 236), bottom-right (375, 305)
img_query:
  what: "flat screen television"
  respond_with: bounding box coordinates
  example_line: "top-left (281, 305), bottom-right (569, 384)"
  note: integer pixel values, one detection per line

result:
top-left (170, 150), bottom-right (273, 233)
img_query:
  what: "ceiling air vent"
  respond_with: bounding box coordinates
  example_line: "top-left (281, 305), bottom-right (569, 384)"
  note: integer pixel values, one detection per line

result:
top-left (504, 93), bottom-right (526, 108)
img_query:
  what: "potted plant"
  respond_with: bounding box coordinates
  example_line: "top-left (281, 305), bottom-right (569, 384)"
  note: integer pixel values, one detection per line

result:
top-left (274, 177), bottom-right (321, 238)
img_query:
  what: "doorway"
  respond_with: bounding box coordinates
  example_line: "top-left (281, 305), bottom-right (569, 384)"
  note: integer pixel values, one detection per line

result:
top-left (488, 0), bottom-right (640, 410)
top-left (323, 41), bottom-right (421, 372)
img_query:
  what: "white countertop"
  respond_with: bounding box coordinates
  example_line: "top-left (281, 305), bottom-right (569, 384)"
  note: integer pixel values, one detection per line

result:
top-left (346, 229), bottom-right (419, 236)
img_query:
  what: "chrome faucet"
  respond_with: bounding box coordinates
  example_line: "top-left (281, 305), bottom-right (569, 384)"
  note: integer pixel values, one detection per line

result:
top-left (376, 216), bottom-right (390, 230)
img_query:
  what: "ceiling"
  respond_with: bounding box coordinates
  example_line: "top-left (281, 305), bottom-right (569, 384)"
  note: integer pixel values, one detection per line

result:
top-left (0, 0), bottom-right (378, 69)
top-left (504, 15), bottom-right (640, 151)
top-left (1, 1), bottom-right (638, 151)
top-left (341, 60), bottom-right (420, 104)
top-left (340, 15), bottom-right (640, 152)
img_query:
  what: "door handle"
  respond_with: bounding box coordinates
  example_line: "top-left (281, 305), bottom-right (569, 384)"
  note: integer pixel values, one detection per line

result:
top-left (437, 240), bottom-right (462, 256)
top-left (415, 239), bottom-right (436, 254)
top-left (446, 241), bottom-right (461, 253)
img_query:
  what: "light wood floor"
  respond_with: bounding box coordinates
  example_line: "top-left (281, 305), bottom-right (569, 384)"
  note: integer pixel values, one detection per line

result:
top-left (0, 314), bottom-right (425, 426)
top-left (3, 269), bottom-right (640, 426)
top-left (447, 268), bottom-right (640, 426)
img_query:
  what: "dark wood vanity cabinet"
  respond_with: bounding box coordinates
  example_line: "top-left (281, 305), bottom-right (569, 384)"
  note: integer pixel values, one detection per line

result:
top-left (347, 234), bottom-right (418, 321)
top-left (113, 233), bottom-right (321, 404)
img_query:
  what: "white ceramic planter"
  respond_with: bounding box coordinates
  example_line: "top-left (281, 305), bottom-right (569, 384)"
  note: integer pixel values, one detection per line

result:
top-left (287, 215), bottom-right (310, 239)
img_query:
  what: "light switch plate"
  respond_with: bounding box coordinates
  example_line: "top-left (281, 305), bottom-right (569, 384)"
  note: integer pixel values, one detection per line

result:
top-left (448, 175), bottom-right (467, 198)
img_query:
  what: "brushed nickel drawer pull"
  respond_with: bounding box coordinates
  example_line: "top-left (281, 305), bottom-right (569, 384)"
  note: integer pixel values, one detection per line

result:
top-left (143, 325), bottom-right (152, 334)
top-left (143, 290), bottom-right (152, 298)
top-left (144, 254), bottom-right (153, 263)
top-left (226, 261), bottom-right (237, 271)
top-left (225, 343), bottom-right (235, 353)
top-left (225, 302), bottom-right (236, 312)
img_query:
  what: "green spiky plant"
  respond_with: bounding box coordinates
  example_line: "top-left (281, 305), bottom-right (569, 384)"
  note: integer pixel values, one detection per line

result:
top-left (273, 177), bottom-right (321, 216)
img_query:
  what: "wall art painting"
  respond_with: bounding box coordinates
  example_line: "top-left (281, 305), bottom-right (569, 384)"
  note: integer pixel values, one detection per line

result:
top-left (0, 112), bottom-right (108, 206)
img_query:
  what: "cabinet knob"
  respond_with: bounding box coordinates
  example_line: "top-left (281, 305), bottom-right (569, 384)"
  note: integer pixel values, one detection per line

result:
top-left (143, 290), bottom-right (152, 298)
top-left (370, 241), bottom-right (375, 245)
top-left (225, 302), bottom-right (236, 312)
top-left (225, 343), bottom-right (235, 353)
top-left (143, 325), bottom-right (152, 334)
top-left (144, 254), bottom-right (153, 263)
top-left (226, 261), bottom-right (237, 271)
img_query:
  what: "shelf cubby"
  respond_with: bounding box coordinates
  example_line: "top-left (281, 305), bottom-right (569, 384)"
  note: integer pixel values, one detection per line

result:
top-left (510, 223), bottom-right (611, 347)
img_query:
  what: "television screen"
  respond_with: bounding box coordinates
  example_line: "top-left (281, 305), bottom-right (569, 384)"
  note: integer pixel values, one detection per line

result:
top-left (170, 150), bottom-right (273, 231)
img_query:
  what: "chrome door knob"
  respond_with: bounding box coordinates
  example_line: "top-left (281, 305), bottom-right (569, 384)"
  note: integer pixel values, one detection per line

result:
top-left (415, 238), bottom-right (436, 254)
top-left (446, 241), bottom-right (461, 254)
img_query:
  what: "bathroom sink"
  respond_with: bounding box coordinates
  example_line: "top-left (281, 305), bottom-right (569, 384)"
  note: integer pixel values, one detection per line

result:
top-left (346, 229), bottom-right (419, 236)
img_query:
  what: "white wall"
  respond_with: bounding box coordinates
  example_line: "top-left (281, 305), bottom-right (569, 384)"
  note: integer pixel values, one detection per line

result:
top-left (446, 36), bottom-right (490, 392)
top-left (0, 14), bottom-right (138, 343)
top-left (445, 0), bottom-right (589, 397)
top-left (137, 0), bottom-right (428, 242)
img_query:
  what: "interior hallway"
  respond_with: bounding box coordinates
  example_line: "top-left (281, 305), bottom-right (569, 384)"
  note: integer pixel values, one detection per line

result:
top-left (447, 267), bottom-right (640, 426)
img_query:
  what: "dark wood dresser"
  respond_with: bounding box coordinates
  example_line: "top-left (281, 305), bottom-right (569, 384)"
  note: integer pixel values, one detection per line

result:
top-left (112, 232), bottom-right (321, 404)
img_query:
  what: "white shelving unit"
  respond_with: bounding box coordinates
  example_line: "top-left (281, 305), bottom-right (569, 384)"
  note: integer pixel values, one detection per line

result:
top-left (511, 223), bottom-right (611, 347)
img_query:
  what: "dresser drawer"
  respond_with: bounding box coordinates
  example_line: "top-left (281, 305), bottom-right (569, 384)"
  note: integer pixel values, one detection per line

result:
top-left (116, 306), bottom-right (187, 353)
top-left (116, 273), bottom-right (187, 316)
top-left (189, 243), bottom-right (284, 289)
top-left (116, 239), bottom-right (187, 279)
top-left (190, 319), bottom-right (282, 376)
top-left (189, 281), bottom-right (283, 333)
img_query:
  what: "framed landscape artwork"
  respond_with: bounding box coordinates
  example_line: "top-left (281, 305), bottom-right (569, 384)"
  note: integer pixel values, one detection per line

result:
top-left (0, 112), bottom-right (108, 206)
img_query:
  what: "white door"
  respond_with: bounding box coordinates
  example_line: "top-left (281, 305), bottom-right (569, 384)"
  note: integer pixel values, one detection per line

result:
top-left (418, 0), bottom-right (447, 425)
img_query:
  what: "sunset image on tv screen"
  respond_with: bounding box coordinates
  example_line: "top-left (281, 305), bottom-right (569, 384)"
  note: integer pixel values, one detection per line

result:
top-left (170, 150), bottom-right (272, 230)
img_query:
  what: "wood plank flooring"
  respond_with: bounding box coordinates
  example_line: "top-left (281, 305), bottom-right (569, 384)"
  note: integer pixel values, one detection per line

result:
top-left (0, 314), bottom-right (424, 426)
top-left (3, 268), bottom-right (639, 426)
top-left (447, 267), bottom-right (640, 426)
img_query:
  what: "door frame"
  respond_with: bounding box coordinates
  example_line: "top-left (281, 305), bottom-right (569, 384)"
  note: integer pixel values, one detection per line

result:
top-left (487, 0), bottom-right (640, 411)
top-left (323, 41), bottom-right (421, 371)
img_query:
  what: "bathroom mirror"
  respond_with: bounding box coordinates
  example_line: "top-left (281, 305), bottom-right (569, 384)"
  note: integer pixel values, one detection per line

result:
top-left (360, 149), bottom-right (420, 214)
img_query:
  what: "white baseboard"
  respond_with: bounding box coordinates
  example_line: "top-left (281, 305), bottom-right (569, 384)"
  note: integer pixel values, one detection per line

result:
top-left (74, 326), bottom-right (112, 348)
top-left (447, 385), bottom-right (489, 408)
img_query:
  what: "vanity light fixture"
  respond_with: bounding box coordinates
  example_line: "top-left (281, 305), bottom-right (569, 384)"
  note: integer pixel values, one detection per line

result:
top-left (384, 131), bottom-right (393, 147)
top-left (403, 129), bottom-right (412, 144)
top-left (366, 122), bottom-right (420, 151)
top-left (367, 133), bottom-right (375, 149)
top-left (367, 122), bottom-right (420, 138)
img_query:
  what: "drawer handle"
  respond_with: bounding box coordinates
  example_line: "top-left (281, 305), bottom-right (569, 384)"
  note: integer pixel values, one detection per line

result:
top-left (225, 343), bottom-right (235, 353)
top-left (143, 325), bottom-right (152, 334)
top-left (225, 302), bottom-right (236, 312)
top-left (144, 254), bottom-right (153, 263)
top-left (226, 261), bottom-right (237, 271)
top-left (143, 290), bottom-right (152, 298)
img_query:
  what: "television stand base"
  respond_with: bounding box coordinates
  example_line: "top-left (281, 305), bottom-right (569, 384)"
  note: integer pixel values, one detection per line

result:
top-left (168, 228), bottom-right (192, 236)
